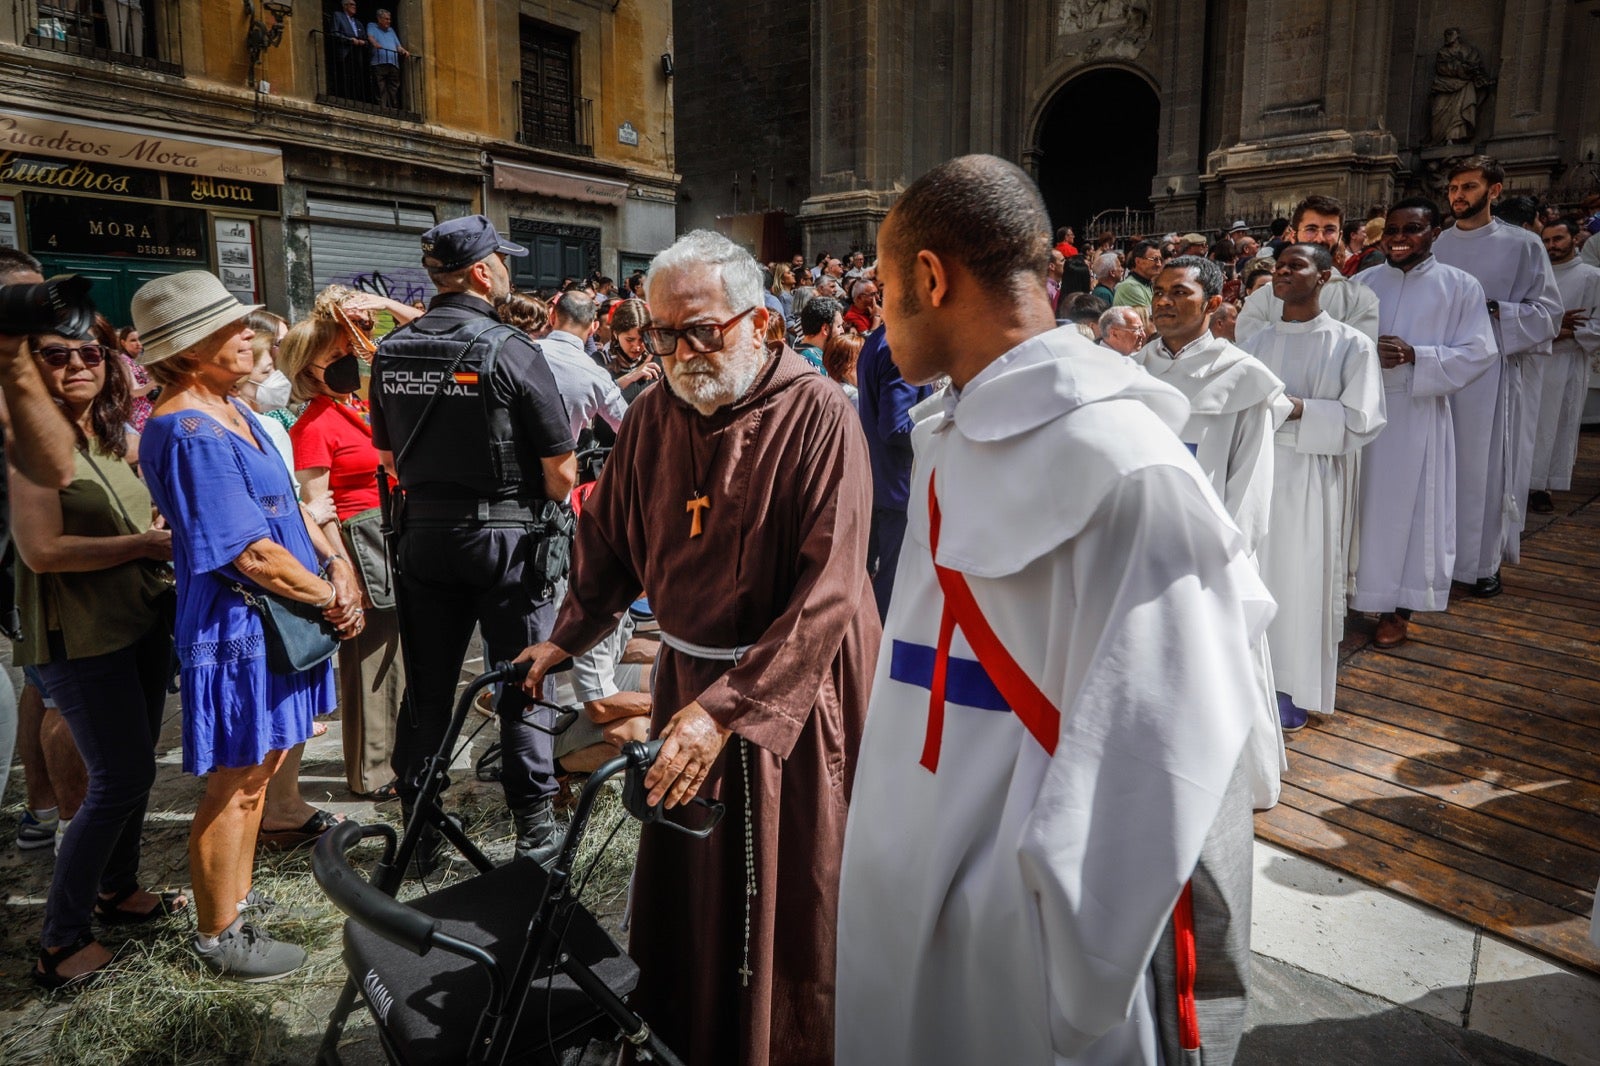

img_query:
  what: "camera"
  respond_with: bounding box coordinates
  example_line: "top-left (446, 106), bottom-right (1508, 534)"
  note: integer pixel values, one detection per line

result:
top-left (0, 274), bottom-right (96, 339)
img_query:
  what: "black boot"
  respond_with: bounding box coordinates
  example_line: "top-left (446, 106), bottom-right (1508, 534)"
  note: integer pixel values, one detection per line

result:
top-left (511, 798), bottom-right (564, 868)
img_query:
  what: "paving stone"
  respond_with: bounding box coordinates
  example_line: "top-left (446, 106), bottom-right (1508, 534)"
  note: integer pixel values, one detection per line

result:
top-left (1468, 934), bottom-right (1600, 1066)
top-left (1251, 841), bottom-right (1477, 1023)
top-left (1241, 954), bottom-right (1561, 1066)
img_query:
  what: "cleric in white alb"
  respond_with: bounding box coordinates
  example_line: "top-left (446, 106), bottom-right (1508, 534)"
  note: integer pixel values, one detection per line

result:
top-left (1242, 244), bottom-right (1386, 726)
top-left (1132, 255), bottom-right (1287, 804)
top-left (1531, 218), bottom-right (1600, 499)
top-left (838, 157), bottom-right (1273, 1066)
top-left (1432, 157), bottom-right (1562, 590)
top-left (1351, 198), bottom-right (1498, 648)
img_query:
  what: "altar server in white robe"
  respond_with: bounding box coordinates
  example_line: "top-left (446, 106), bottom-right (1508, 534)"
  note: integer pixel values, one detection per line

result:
top-left (1530, 218), bottom-right (1600, 507)
top-left (838, 155), bottom-right (1273, 1066)
top-left (1242, 243), bottom-right (1386, 732)
top-left (1133, 256), bottom-right (1287, 810)
top-left (1352, 198), bottom-right (1498, 649)
top-left (1236, 194), bottom-right (1381, 346)
top-left (1432, 156), bottom-right (1562, 594)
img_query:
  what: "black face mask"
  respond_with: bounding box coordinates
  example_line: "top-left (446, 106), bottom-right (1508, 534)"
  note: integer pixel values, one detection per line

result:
top-left (322, 353), bottom-right (363, 395)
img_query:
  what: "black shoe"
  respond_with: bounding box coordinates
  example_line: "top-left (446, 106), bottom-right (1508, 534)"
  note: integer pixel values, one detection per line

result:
top-left (400, 802), bottom-right (446, 880)
top-left (1472, 572), bottom-right (1502, 598)
top-left (1529, 490), bottom-right (1555, 514)
top-left (511, 798), bottom-right (564, 868)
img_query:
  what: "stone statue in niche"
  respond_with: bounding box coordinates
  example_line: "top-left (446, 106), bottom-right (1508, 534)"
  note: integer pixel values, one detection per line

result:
top-left (1054, 0), bottom-right (1152, 61)
top-left (1428, 27), bottom-right (1496, 145)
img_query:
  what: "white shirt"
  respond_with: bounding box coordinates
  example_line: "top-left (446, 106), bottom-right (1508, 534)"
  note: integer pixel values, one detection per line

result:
top-left (538, 329), bottom-right (629, 443)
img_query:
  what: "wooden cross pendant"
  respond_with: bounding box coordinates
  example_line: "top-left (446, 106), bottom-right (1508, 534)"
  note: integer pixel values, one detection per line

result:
top-left (686, 494), bottom-right (711, 538)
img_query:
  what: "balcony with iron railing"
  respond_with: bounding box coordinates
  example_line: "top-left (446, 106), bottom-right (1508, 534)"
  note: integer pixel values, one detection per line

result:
top-left (512, 81), bottom-right (593, 158)
top-left (311, 28), bottom-right (424, 123)
top-left (13, 0), bottom-right (182, 76)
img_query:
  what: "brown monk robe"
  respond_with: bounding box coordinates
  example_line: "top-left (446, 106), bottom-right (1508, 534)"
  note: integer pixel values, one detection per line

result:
top-left (550, 344), bottom-right (880, 1065)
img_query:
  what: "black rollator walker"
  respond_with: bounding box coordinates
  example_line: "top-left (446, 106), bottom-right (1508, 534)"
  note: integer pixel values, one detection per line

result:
top-left (312, 660), bottom-right (725, 1065)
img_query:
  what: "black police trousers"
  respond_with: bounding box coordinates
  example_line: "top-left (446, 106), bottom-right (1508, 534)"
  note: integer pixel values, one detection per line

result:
top-left (390, 524), bottom-right (557, 808)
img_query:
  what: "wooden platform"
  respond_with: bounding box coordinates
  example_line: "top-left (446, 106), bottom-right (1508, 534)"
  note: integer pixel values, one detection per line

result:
top-left (1256, 428), bottom-right (1600, 976)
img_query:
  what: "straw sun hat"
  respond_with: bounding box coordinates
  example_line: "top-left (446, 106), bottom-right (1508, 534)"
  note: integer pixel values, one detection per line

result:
top-left (130, 271), bottom-right (263, 366)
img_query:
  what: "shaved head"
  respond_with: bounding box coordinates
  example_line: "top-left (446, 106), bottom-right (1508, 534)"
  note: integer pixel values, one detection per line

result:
top-left (881, 154), bottom-right (1051, 300)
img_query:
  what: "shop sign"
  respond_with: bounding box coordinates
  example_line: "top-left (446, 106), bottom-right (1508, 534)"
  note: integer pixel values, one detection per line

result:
top-left (26, 193), bottom-right (207, 261)
top-left (0, 110), bottom-right (285, 184)
top-left (0, 150), bottom-right (163, 199)
top-left (170, 174), bottom-right (281, 213)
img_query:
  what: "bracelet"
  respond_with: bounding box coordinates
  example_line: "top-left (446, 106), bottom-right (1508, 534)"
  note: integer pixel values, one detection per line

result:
top-left (315, 580), bottom-right (337, 609)
top-left (320, 552), bottom-right (348, 577)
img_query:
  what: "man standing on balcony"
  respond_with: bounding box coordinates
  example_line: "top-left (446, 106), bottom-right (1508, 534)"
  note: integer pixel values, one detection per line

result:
top-left (331, 0), bottom-right (367, 100)
top-left (366, 8), bottom-right (409, 110)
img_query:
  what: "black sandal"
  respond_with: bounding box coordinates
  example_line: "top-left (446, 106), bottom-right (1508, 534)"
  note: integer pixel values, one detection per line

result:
top-left (34, 931), bottom-right (111, 991)
top-left (366, 780), bottom-right (401, 803)
top-left (93, 885), bottom-right (189, 926)
top-left (257, 808), bottom-right (346, 852)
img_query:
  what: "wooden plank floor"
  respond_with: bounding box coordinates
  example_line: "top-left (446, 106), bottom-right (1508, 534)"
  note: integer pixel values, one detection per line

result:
top-left (1256, 428), bottom-right (1600, 975)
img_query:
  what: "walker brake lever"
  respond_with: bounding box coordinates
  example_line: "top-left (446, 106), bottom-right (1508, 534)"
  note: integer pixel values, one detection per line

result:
top-left (621, 739), bottom-right (726, 838)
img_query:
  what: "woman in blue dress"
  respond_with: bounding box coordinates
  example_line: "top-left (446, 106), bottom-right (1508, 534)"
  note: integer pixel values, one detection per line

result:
top-left (132, 272), bottom-right (365, 982)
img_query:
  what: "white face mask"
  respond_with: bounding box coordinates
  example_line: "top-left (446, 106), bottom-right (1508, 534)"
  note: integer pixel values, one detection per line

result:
top-left (253, 369), bottom-right (292, 412)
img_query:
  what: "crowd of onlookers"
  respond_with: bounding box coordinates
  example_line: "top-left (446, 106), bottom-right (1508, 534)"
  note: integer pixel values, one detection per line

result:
top-left (2, 161), bottom-right (1596, 992)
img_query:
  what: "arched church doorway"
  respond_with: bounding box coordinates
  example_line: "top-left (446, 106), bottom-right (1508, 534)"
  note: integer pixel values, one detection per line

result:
top-left (1035, 69), bottom-right (1159, 241)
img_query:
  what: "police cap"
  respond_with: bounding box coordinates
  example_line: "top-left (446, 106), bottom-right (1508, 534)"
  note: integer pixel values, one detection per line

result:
top-left (420, 215), bottom-right (528, 271)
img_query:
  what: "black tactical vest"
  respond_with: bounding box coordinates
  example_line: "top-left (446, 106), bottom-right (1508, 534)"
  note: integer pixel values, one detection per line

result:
top-left (372, 305), bottom-right (529, 501)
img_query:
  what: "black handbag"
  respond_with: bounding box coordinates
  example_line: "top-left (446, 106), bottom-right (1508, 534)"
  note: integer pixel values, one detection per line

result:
top-left (233, 582), bottom-right (340, 674)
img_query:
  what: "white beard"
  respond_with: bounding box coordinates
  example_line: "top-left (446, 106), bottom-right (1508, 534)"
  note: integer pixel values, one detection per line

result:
top-left (666, 343), bottom-right (766, 416)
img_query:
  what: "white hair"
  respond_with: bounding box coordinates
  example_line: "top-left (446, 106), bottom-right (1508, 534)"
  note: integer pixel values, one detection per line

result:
top-left (1091, 252), bottom-right (1121, 279)
top-left (1098, 306), bottom-right (1143, 334)
top-left (647, 229), bottom-right (764, 312)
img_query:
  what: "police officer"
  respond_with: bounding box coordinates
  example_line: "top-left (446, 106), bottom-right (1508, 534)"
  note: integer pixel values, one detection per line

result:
top-left (369, 215), bottom-right (576, 871)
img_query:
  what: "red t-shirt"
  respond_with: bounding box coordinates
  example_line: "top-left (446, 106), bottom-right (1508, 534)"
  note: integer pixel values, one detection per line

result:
top-left (1055, 240), bottom-right (1079, 258)
top-left (288, 395), bottom-right (381, 520)
top-left (843, 306), bottom-right (874, 333)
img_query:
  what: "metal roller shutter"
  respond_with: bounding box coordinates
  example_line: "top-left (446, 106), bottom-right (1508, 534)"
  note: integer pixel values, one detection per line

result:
top-left (307, 196), bottom-right (437, 307)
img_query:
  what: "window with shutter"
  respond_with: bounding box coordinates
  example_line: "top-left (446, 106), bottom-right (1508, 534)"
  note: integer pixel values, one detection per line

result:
top-left (519, 20), bottom-right (576, 147)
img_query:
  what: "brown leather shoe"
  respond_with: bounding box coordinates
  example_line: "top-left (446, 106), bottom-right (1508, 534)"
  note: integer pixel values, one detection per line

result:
top-left (1373, 612), bottom-right (1408, 648)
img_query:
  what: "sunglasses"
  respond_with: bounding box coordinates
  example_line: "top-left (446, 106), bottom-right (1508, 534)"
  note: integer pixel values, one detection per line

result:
top-left (36, 343), bottom-right (106, 368)
top-left (641, 307), bottom-right (758, 358)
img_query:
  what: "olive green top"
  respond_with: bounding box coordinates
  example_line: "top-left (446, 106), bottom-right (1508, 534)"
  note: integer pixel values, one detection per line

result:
top-left (15, 446), bottom-right (165, 666)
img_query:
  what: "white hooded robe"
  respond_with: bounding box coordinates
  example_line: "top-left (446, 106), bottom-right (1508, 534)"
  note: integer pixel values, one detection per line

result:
top-left (1132, 330), bottom-right (1288, 809)
top-left (836, 330), bottom-right (1272, 1066)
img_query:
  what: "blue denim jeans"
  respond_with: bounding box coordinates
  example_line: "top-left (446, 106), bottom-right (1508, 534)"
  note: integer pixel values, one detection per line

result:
top-left (37, 623), bottom-right (171, 948)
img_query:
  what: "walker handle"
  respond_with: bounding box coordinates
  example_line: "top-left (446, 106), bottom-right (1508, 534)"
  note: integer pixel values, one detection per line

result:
top-left (620, 739), bottom-right (726, 838)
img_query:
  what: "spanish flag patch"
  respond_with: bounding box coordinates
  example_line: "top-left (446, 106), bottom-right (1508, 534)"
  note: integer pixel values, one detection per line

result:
top-left (453, 372), bottom-right (480, 385)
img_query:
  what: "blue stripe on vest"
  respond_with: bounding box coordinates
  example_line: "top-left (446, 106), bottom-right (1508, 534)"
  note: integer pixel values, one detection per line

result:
top-left (1184, 441), bottom-right (1199, 457)
top-left (888, 640), bottom-right (1010, 711)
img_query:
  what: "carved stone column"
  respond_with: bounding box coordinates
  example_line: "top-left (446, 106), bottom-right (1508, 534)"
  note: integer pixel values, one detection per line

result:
top-left (1483, 0), bottom-right (1564, 183)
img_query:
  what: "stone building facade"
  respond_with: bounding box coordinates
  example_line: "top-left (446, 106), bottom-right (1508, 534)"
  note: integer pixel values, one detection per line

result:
top-left (0, 0), bottom-right (678, 325)
top-left (673, 0), bottom-right (1600, 259)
